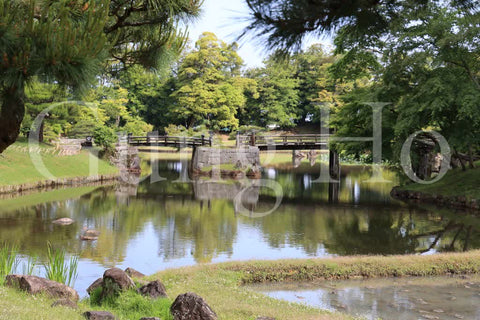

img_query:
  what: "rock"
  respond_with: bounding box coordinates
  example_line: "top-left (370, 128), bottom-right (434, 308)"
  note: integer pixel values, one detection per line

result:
top-left (125, 267), bottom-right (146, 278)
top-left (170, 292), bottom-right (217, 320)
top-left (52, 218), bottom-right (74, 225)
top-left (51, 299), bottom-right (78, 309)
top-left (139, 280), bottom-right (168, 299)
top-left (80, 236), bottom-right (98, 241)
top-left (87, 278), bottom-right (103, 295)
top-left (5, 275), bottom-right (79, 301)
top-left (84, 229), bottom-right (100, 237)
top-left (101, 268), bottom-right (135, 299)
top-left (83, 311), bottom-right (116, 320)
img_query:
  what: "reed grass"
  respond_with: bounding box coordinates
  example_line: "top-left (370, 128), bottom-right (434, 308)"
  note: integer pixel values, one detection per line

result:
top-left (20, 255), bottom-right (38, 276)
top-left (0, 244), bottom-right (18, 285)
top-left (44, 243), bottom-right (79, 287)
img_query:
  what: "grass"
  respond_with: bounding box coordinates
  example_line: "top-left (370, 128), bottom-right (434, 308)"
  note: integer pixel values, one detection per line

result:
top-left (146, 250), bottom-right (480, 320)
top-left (0, 286), bottom-right (84, 320)
top-left (2, 251), bottom-right (480, 319)
top-left (0, 139), bottom-right (118, 187)
top-left (44, 243), bottom-right (79, 287)
top-left (88, 288), bottom-right (173, 320)
top-left (0, 244), bottom-right (18, 285)
top-left (399, 160), bottom-right (480, 199)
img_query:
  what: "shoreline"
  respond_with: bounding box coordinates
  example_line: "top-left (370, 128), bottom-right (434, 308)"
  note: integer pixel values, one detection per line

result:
top-left (2, 252), bottom-right (480, 320)
top-left (390, 186), bottom-right (480, 211)
top-left (145, 250), bottom-right (480, 320)
top-left (0, 174), bottom-right (119, 196)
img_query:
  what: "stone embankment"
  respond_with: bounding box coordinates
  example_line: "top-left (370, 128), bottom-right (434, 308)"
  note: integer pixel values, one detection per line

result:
top-left (391, 187), bottom-right (479, 210)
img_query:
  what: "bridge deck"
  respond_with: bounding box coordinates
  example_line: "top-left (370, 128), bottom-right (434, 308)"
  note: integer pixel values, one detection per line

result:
top-left (237, 134), bottom-right (329, 150)
top-left (128, 136), bottom-right (212, 148)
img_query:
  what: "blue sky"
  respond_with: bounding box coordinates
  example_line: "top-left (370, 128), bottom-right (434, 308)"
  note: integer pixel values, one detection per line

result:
top-left (188, 0), bottom-right (332, 68)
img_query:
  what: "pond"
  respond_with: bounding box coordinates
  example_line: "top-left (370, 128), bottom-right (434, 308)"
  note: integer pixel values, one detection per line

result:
top-left (250, 276), bottom-right (480, 320)
top-left (0, 160), bottom-right (479, 297)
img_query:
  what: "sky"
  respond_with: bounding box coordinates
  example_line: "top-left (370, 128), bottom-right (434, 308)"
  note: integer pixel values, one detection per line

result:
top-left (187, 0), bottom-right (333, 68)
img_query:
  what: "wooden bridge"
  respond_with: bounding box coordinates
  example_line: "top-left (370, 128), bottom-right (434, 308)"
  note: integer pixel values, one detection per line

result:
top-left (236, 133), bottom-right (329, 150)
top-left (127, 135), bottom-right (212, 148)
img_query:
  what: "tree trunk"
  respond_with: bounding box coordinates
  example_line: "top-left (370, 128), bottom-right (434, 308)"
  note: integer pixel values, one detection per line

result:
top-left (454, 149), bottom-right (466, 171)
top-left (468, 146), bottom-right (475, 169)
top-left (0, 87), bottom-right (25, 153)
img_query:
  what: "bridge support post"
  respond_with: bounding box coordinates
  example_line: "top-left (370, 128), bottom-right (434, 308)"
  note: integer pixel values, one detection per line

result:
top-left (329, 150), bottom-right (340, 180)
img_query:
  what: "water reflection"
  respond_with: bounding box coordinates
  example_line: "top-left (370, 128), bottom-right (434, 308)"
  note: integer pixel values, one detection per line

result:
top-left (0, 161), bottom-right (479, 295)
top-left (252, 276), bottom-right (480, 320)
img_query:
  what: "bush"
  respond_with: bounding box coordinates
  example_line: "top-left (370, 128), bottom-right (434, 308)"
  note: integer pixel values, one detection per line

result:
top-left (93, 126), bottom-right (117, 151)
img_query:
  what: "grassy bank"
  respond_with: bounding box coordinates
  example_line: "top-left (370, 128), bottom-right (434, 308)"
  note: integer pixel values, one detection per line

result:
top-left (147, 251), bottom-right (480, 320)
top-left (0, 186), bottom-right (103, 214)
top-left (399, 161), bottom-right (480, 200)
top-left (0, 140), bottom-right (118, 187)
top-left (2, 251), bottom-right (480, 319)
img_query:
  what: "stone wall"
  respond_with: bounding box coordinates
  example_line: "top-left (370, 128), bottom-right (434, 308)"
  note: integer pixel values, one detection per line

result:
top-left (191, 147), bottom-right (260, 171)
top-left (391, 186), bottom-right (479, 211)
top-left (56, 138), bottom-right (84, 156)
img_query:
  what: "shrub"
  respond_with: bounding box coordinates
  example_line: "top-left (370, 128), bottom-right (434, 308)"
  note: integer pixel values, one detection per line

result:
top-left (93, 126), bottom-right (117, 151)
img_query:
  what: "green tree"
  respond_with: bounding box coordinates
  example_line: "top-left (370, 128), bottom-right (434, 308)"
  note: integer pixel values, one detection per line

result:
top-left (0, 0), bottom-right (201, 153)
top-left (330, 2), bottom-right (479, 164)
top-left (0, 0), bottom-right (108, 152)
top-left (120, 65), bottom-right (176, 132)
top-left (171, 32), bottom-right (245, 130)
top-left (244, 55), bottom-right (300, 127)
top-left (242, 0), bottom-right (476, 52)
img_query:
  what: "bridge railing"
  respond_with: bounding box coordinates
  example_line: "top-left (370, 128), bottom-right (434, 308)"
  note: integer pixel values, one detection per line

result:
top-left (237, 134), bottom-right (330, 147)
top-left (127, 135), bottom-right (212, 147)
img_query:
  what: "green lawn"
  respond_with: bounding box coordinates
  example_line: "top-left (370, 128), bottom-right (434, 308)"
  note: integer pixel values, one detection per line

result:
top-left (399, 161), bottom-right (480, 199)
top-left (0, 140), bottom-right (118, 187)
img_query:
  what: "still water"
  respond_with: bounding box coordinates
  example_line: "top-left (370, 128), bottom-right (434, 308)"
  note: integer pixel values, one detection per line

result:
top-left (251, 276), bottom-right (480, 320)
top-left (0, 161), bottom-right (479, 298)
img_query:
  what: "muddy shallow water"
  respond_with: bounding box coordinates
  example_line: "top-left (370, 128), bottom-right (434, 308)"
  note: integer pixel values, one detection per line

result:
top-left (250, 276), bottom-right (480, 320)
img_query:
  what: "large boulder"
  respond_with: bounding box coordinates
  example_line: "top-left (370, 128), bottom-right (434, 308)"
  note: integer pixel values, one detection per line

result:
top-left (86, 277), bottom-right (103, 295)
top-left (170, 292), bottom-right (217, 320)
top-left (83, 311), bottom-right (116, 320)
top-left (5, 275), bottom-right (79, 301)
top-left (138, 280), bottom-right (167, 299)
top-left (101, 268), bottom-right (135, 299)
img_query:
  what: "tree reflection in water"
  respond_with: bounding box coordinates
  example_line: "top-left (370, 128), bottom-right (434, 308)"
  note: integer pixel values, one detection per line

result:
top-left (0, 161), bottom-right (478, 268)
